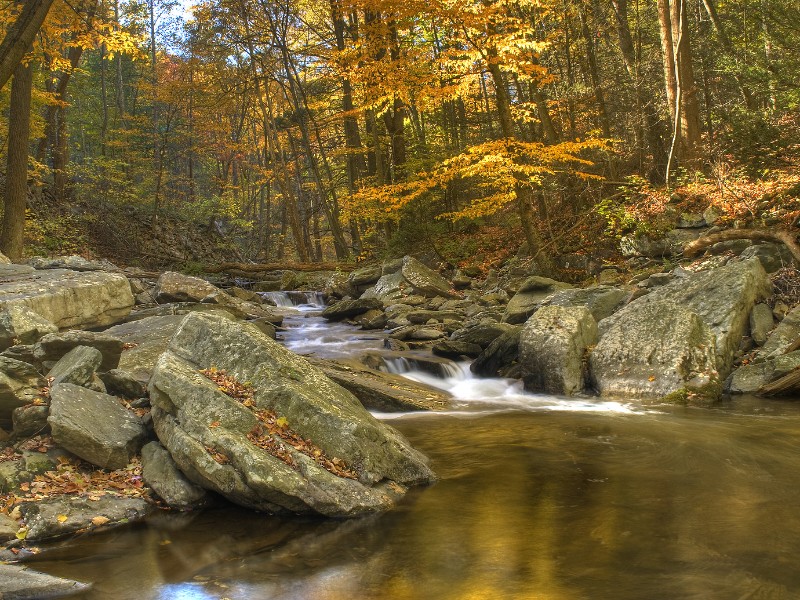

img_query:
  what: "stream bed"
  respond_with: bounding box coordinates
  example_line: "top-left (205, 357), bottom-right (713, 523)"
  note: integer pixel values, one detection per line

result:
top-left (24, 295), bottom-right (800, 599)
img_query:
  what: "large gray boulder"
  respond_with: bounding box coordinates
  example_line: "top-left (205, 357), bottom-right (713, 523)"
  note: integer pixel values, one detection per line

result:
top-left (0, 269), bottom-right (134, 329)
top-left (519, 306), bottom-right (598, 395)
top-left (321, 298), bottom-right (383, 321)
top-left (33, 330), bottom-right (124, 372)
top-left (154, 271), bottom-right (219, 302)
top-left (502, 277), bottom-right (573, 324)
top-left (46, 346), bottom-right (104, 390)
top-left (400, 256), bottom-right (458, 298)
top-left (0, 357), bottom-right (45, 426)
top-left (106, 315), bottom-right (184, 384)
top-left (590, 299), bottom-right (719, 403)
top-left (48, 384), bottom-right (146, 470)
top-left (148, 312), bottom-right (435, 517)
top-left (0, 305), bottom-right (58, 350)
top-left (362, 271), bottom-right (408, 303)
top-left (598, 258), bottom-right (771, 383)
top-left (470, 328), bottom-right (521, 378)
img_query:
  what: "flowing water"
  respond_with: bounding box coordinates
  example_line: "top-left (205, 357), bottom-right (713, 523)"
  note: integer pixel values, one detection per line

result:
top-left (25, 294), bottom-right (800, 599)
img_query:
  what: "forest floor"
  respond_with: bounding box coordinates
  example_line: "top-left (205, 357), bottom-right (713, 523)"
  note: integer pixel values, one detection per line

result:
top-left (21, 164), bottom-right (800, 281)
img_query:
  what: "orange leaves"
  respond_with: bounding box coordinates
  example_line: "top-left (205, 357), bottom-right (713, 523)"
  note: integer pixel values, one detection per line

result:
top-left (199, 367), bottom-right (359, 480)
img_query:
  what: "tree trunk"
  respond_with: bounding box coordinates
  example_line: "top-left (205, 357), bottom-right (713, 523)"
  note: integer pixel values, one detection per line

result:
top-left (0, 0), bottom-right (55, 91)
top-left (1, 62), bottom-right (34, 260)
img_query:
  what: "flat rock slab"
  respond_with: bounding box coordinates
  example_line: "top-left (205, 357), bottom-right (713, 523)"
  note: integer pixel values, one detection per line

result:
top-left (0, 269), bottom-right (134, 329)
top-left (0, 564), bottom-right (91, 599)
top-left (48, 383), bottom-right (146, 470)
top-left (34, 331), bottom-right (124, 372)
top-left (106, 315), bottom-right (184, 384)
top-left (307, 358), bottom-right (452, 412)
top-left (19, 495), bottom-right (151, 541)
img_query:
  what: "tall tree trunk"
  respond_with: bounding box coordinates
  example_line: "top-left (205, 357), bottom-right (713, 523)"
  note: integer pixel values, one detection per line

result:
top-left (1, 62), bottom-right (33, 260)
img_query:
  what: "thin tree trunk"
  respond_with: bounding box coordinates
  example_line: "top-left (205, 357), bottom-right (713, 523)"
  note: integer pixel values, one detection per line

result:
top-left (1, 62), bottom-right (33, 260)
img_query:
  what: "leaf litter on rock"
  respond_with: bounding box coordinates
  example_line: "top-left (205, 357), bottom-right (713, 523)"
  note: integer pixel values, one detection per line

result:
top-left (200, 367), bottom-right (359, 480)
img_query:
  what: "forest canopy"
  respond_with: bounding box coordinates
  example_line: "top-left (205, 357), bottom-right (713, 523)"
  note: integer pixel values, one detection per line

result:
top-left (0, 0), bottom-right (798, 267)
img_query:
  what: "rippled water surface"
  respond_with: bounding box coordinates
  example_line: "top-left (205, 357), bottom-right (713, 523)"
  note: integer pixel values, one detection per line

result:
top-left (26, 295), bottom-right (800, 599)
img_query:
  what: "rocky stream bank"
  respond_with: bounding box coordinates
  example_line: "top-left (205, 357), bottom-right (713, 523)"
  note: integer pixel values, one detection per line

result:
top-left (2, 230), bottom-right (800, 596)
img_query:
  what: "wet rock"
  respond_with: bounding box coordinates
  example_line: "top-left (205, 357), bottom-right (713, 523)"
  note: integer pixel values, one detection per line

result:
top-left (0, 269), bottom-right (134, 329)
top-left (202, 289), bottom-right (280, 321)
top-left (0, 357), bottom-right (45, 426)
top-left (502, 277), bottom-right (573, 324)
top-left (0, 564), bottom-right (91, 598)
top-left (406, 310), bottom-right (464, 325)
top-left (356, 309), bottom-right (387, 330)
top-left (0, 305), bottom-right (58, 351)
top-left (141, 441), bottom-right (209, 510)
top-left (471, 328), bottom-right (521, 378)
top-left (519, 306), bottom-right (597, 395)
top-left (49, 384), bottom-right (146, 470)
top-left (750, 303), bottom-right (775, 346)
top-left (249, 317), bottom-right (277, 339)
top-left (19, 495), bottom-right (151, 542)
top-left (47, 346), bottom-right (104, 391)
top-left (34, 331), bottom-right (124, 372)
top-left (154, 271), bottom-right (219, 303)
top-left (322, 298), bottom-right (383, 321)
top-left (362, 271), bottom-right (408, 303)
top-left (450, 320), bottom-right (517, 348)
top-left (99, 369), bottom-right (148, 399)
top-left (308, 358), bottom-right (451, 412)
top-left (149, 312), bottom-right (435, 517)
top-left (433, 340), bottom-right (483, 360)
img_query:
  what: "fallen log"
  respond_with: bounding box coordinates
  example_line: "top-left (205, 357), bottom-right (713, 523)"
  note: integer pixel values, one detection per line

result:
top-left (683, 228), bottom-right (800, 264)
top-left (205, 262), bottom-right (358, 274)
top-left (758, 365), bottom-right (800, 396)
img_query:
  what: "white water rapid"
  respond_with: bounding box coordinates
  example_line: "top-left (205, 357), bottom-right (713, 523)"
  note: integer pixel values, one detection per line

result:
top-left (267, 292), bottom-right (646, 417)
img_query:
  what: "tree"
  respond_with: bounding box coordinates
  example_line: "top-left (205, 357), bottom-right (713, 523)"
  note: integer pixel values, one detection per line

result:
top-left (0, 0), bottom-right (55, 90)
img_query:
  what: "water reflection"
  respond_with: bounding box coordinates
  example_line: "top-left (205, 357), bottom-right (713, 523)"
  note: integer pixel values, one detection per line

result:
top-left (26, 403), bottom-right (800, 600)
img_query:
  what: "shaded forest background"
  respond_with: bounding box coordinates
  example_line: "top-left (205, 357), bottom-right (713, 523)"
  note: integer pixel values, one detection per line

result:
top-left (0, 0), bottom-right (798, 274)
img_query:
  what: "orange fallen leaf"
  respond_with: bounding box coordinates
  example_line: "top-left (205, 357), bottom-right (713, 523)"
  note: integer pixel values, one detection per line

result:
top-left (91, 516), bottom-right (110, 526)
top-left (57, 514), bottom-right (68, 523)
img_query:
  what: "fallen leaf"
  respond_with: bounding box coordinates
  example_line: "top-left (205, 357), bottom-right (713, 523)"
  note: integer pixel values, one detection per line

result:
top-left (91, 516), bottom-right (110, 526)
top-left (209, 421), bottom-right (221, 428)
top-left (57, 514), bottom-right (68, 523)
top-left (16, 528), bottom-right (27, 540)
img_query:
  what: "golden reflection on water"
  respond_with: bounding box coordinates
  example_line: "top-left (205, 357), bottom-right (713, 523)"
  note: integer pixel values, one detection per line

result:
top-left (26, 402), bottom-right (800, 600)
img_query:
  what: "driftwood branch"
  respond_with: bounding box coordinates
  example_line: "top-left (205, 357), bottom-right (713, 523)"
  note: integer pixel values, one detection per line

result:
top-left (205, 262), bottom-right (358, 274)
top-left (758, 365), bottom-right (800, 396)
top-left (683, 228), bottom-right (800, 265)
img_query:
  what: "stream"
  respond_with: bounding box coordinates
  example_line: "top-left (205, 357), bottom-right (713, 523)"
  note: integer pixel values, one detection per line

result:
top-left (26, 293), bottom-right (800, 599)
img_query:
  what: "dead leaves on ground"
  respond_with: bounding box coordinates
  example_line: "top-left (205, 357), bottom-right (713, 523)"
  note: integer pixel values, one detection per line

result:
top-left (0, 435), bottom-right (149, 520)
top-left (200, 367), bottom-right (359, 480)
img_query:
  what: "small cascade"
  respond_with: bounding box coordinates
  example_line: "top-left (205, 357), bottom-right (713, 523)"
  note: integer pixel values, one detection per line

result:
top-left (381, 355), bottom-right (467, 380)
top-left (261, 291), bottom-right (325, 310)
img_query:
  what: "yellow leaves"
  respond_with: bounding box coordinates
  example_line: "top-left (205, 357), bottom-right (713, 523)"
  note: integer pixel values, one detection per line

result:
top-left (57, 514), bottom-right (69, 523)
top-left (91, 516), bottom-right (110, 527)
top-left (15, 527), bottom-right (27, 540)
